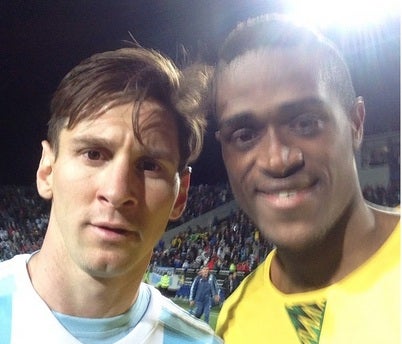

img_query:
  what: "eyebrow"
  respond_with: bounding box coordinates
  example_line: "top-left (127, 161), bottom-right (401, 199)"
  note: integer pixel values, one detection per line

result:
top-left (218, 112), bottom-right (254, 131)
top-left (279, 97), bottom-right (326, 115)
top-left (70, 136), bottom-right (113, 148)
top-left (141, 147), bottom-right (179, 162)
top-left (217, 112), bottom-right (254, 131)
top-left (218, 97), bottom-right (327, 131)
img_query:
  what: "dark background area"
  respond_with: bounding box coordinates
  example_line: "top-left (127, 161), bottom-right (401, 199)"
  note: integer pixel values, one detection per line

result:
top-left (0, 0), bottom-right (400, 186)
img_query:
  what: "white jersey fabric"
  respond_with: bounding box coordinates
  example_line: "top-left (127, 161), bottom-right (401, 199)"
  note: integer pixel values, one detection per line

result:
top-left (0, 254), bottom-right (223, 344)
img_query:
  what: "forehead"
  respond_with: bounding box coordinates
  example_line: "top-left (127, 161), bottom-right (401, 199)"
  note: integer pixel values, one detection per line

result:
top-left (81, 101), bottom-right (176, 133)
top-left (134, 100), bottom-right (179, 139)
top-left (216, 49), bottom-right (327, 118)
top-left (61, 100), bottom-right (179, 152)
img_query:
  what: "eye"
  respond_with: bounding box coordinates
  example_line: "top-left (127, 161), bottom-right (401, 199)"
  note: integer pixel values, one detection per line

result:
top-left (289, 113), bottom-right (324, 136)
top-left (137, 158), bottom-right (161, 172)
top-left (220, 127), bottom-right (260, 150)
top-left (232, 128), bottom-right (257, 143)
top-left (85, 150), bottom-right (103, 161)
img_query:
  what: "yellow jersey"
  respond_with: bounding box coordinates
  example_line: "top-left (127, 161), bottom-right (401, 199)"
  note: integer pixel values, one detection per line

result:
top-left (216, 222), bottom-right (400, 343)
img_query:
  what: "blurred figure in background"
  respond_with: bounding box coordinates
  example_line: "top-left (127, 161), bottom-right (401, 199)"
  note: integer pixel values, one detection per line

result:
top-left (189, 266), bottom-right (220, 324)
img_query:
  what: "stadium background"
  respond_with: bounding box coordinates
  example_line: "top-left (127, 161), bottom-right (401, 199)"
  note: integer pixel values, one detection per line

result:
top-left (0, 0), bottom-right (400, 329)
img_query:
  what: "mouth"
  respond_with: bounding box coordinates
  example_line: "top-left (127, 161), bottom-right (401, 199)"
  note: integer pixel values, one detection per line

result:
top-left (259, 188), bottom-right (311, 209)
top-left (256, 179), bottom-right (319, 209)
top-left (277, 190), bottom-right (299, 199)
top-left (100, 226), bottom-right (129, 235)
top-left (90, 222), bottom-right (141, 242)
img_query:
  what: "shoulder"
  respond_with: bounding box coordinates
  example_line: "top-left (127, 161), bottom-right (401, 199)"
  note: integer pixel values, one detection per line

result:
top-left (0, 254), bottom-right (32, 299)
top-left (146, 284), bottom-right (223, 343)
top-left (217, 260), bottom-right (271, 336)
top-left (221, 256), bottom-right (271, 305)
top-left (0, 254), bottom-right (29, 278)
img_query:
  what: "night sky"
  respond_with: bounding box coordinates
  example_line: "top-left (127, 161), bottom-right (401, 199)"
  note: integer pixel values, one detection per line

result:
top-left (1, 1), bottom-right (400, 186)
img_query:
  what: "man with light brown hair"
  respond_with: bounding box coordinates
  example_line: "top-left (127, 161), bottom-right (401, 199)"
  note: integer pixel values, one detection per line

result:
top-left (0, 45), bottom-right (222, 343)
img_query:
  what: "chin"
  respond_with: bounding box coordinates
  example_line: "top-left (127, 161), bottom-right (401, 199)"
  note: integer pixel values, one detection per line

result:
top-left (86, 264), bottom-right (133, 279)
top-left (262, 222), bottom-right (322, 250)
top-left (81, 253), bottom-right (138, 278)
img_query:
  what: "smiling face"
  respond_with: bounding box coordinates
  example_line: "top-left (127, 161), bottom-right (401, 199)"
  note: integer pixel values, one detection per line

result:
top-left (37, 100), bottom-right (189, 279)
top-left (216, 49), bottom-right (364, 251)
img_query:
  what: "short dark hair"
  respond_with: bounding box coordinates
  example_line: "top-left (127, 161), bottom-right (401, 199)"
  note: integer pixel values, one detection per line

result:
top-left (213, 14), bottom-right (356, 114)
top-left (49, 47), bottom-right (211, 172)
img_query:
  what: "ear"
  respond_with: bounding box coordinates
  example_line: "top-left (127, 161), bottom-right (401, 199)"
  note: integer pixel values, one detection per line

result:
top-left (36, 140), bottom-right (55, 200)
top-left (169, 167), bottom-right (191, 221)
top-left (351, 96), bottom-right (365, 151)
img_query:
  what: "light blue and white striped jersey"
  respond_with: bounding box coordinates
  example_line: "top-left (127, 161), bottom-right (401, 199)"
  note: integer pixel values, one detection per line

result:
top-left (0, 254), bottom-right (223, 344)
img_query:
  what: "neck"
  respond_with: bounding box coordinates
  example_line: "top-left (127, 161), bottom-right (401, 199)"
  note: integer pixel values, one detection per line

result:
top-left (270, 199), bottom-right (389, 294)
top-left (28, 238), bottom-right (144, 318)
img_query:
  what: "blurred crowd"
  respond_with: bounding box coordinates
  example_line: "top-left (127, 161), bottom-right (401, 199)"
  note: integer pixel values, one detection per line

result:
top-left (166, 182), bottom-right (234, 230)
top-left (362, 182), bottom-right (400, 208)
top-left (0, 181), bottom-right (399, 263)
top-left (153, 208), bottom-right (274, 275)
top-left (0, 185), bottom-right (49, 261)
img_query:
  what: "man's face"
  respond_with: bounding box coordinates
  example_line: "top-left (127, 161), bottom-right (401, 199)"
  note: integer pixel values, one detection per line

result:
top-left (37, 100), bottom-right (189, 278)
top-left (216, 49), bottom-right (364, 251)
top-left (201, 267), bottom-right (209, 278)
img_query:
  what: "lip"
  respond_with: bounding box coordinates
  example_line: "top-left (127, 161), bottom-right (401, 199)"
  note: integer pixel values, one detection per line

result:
top-left (255, 175), bottom-right (317, 193)
top-left (90, 222), bottom-right (140, 241)
top-left (255, 179), bottom-right (319, 210)
top-left (93, 221), bottom-right (131, 232)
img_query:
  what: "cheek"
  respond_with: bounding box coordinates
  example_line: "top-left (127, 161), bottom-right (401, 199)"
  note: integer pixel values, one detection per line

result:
top-left (328, 149), bottom-right (356, 184)
top-left (52, 165), bottom-right (94, 210)
top-left (53, 159), bottom-right (90, 186)
top-left (144, 180), bottom-right (178, 211)
top-left (222, 147), bottom-right (255, 187)
top-left (141, 185), bottom-right (178, 244)
top-left (222, 151), bottom-right (250, 200)
top-left (323, 131), bottom-right (354, 163)
top-left (305, 134), bottom-right (356, 190)
top-left (222, 147), bottom-right (242, 175)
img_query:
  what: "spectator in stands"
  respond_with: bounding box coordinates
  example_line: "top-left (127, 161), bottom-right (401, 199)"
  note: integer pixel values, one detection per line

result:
top-left (0, 45), bottom-right (223, 343)
top-left (221, 271), bottom-right (240, 300)
top-left (363, 182), bottom-right (399, 208)
top-left (228, 261), bottom-right (236, 272)
top-left (205, 14), bottom-right (400, 343)
top-left (189, 266), bottom-right (220, 324)
top-left (166, 182), bottom-right (234, 230)
top-left (0, 186), bottom-right (49, 261)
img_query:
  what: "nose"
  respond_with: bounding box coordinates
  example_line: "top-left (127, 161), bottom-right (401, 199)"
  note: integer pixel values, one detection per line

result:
top-left (97, 159), bottom-right (138, 209)
top-left (257, 128), bottom-right (304, 178)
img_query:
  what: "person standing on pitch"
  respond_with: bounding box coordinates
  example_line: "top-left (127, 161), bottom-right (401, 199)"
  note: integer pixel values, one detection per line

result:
top-left (189, 266), bottom-right (220, 324)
